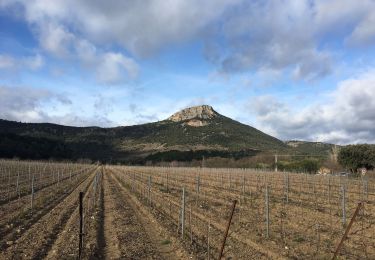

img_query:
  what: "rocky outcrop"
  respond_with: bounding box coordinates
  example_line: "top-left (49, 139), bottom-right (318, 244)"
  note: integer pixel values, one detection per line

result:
top-left (168, 105), bottom-right (218, 122)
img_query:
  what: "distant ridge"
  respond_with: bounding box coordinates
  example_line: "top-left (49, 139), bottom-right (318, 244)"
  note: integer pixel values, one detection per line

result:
top-left (0, 105), bottom-right (333, 163)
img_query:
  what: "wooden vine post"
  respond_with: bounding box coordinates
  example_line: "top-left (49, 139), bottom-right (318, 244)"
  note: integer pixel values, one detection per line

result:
top-left (332, 202), bottom-right (363, 259)
top-left (31, 173), bottom-right (35, 210)
top-left (219, 200), bottom-right (237, 259)
top-left (181, 187), bottom-right (186, 239)
top-left (265, 185), bottom-right (270, 238)
top-left (78, 192), bottom-right (84, 259)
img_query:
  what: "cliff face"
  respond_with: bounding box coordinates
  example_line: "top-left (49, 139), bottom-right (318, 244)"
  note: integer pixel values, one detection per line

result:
top-left (168, 105), bottom-right (218, 122)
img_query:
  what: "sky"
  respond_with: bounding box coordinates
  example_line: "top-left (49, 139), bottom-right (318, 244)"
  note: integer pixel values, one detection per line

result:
top-left (0, 0), bottom-right (375, 144)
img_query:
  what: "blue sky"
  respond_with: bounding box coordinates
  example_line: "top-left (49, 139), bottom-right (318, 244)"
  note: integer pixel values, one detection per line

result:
top-left (0, 0), bottom-right (375, 144)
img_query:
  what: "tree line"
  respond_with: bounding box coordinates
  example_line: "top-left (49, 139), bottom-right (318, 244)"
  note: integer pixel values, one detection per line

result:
top-left (338, 144), bottom-right (375, 173)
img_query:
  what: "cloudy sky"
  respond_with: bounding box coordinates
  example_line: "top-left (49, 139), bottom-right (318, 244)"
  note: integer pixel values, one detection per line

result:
top-left (1, 0), bottom-right (375, 144)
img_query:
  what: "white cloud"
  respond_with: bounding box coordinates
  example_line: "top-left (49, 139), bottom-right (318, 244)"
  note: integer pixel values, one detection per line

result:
top-left (50, 113), bottom-right (115, 127)
top-left (347, 12), bottom-right (375, 47)
top-left (39, 24), bottom-right (139, 84)
top-left (96, 52), bottom-right (139, 84)
top-left (73, 38), bottom-right (139, 84)
top-left (0, 85), bottom-right (117, 127)
top-left (0, 54), bottom-right (44, 70)
top-left (39, 23), bottom-right (74, 57)
top-left (248, 70), bottom-right (375, 144)
top-left (2, 0), bottom-right (375, 81)
top-left (250, 95), bottom-right (286, 117)
top-left (292, 52), bottom-right (332, 81)
top-left (1, 0), bottom-right (139, 84)
top-left (2, 0), bottom-right (239, 56)
top-left (76, 39), bottom-right (97, 66)
top-left (70, 0), bottom-right (240, 56)
top-left (0, 86), bottom-right (54, 122)
top-left (23, 54), bottom-right (44, 70)
top-left (0, 55), bottom-right (15, 69)
top-left (36, 23), bottom-right (139, 84)
top-left (313, 0), bottom-right (375, 47)
top-left (206, 0), bottom-right (375, 80)
top-left (209, 1), bottom-right (331, 79)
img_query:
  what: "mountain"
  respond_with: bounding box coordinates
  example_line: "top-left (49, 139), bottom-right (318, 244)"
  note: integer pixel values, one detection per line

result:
top-left (285, 140), bottom-right (338, 156)
top-left (0, 105), bottom-right (321, 163)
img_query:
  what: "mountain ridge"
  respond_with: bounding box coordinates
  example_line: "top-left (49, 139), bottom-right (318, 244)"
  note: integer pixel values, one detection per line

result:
top-left (0, 105), bottom-right (334, 163)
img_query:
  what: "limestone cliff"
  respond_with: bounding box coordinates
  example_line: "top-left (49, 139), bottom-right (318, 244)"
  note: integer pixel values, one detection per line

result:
top-left (168, 105), bottom-right (218, 123)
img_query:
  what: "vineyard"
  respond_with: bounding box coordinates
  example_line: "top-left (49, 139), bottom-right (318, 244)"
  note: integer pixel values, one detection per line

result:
top-left (0, 160), bottom-right (374, 259)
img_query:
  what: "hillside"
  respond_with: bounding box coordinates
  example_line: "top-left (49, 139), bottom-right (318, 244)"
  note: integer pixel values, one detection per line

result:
top-left (285, 140), bottom-right (338, 156)
top-left (0, 105), bottom-right (315, 163)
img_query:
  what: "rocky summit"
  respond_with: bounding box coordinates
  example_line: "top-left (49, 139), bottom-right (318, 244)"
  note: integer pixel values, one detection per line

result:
top-left (167, 105), bottom-right (220, 127)
top-left (168, 105), bottom-right (218, 122)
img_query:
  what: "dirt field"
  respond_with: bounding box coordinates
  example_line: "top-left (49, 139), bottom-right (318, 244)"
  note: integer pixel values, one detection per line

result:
top-left (1, 160), bottom-right (374, 259)
top-left (108, 166), bottom-right (375, 259)
top-left (0, 161), bottom-right (189, 260)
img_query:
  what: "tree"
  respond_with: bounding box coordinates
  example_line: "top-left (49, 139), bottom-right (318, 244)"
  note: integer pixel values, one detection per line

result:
top-left (299, 159), bottom-right (320, 174)
top-left (338, 144), bottom-right (375, 173)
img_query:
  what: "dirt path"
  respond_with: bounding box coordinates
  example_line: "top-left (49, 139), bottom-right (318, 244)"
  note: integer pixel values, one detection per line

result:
top-left (101, 170), bottom-right (160, 259)
top-left (108, 169), bottom-right (189, 260)
top-left (102, 171), bottom-right (121, 259)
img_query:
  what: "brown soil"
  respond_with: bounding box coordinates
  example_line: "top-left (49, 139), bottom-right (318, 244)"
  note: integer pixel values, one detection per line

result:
top-left (103, 168), bottom-right (189, 259)
top-left (111, 166), bottom-right (375, 259)
top-left (0, 169), bottom-right (96, 259)
top-left (0, 171), bottom-right (91, 251)
top-left (0, 166), bottom-right (191, 260)
top-left (102, 171), bottom-right (122, 259)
